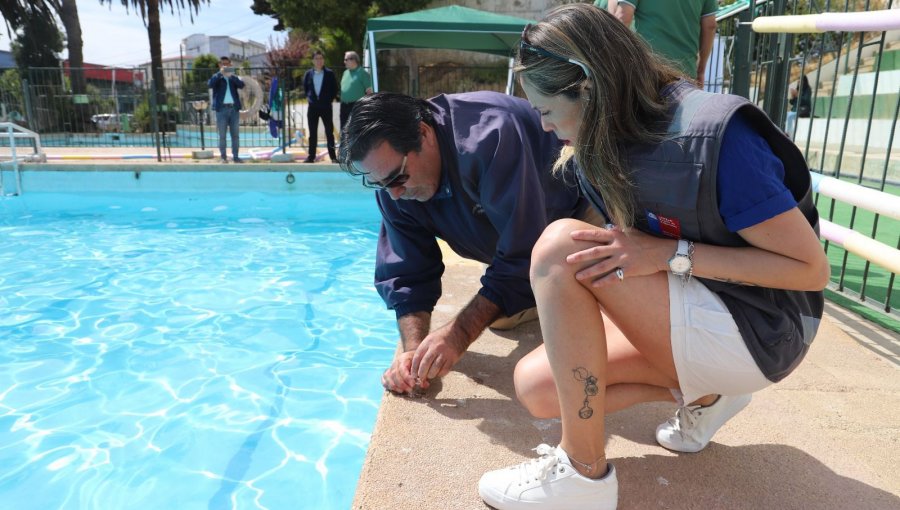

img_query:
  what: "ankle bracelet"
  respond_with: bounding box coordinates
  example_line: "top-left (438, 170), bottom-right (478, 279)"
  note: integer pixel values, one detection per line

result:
top-left (567, 453), bottom-right (605, 476)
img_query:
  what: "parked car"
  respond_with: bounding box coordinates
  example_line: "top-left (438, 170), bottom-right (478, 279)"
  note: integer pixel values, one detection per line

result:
top-left (91, 113), bottom-right (133, 132)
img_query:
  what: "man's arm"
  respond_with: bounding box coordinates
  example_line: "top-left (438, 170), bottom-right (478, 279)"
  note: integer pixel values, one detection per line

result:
top-left (409, 294), bottom-right (501, 387)
top-left (697, 14), bottom-right (717, 87)
top-left (382, 311), bottom-right (430, 393)
top-left (614, 1), bottom-right (635, 26)
top-left (326, 70), bottom-right (339, 102)
top-left (303, 71), bottom-right (312, 99)
top-left (374, 197), bottom-right (446, 393)
top-left (364, 70), bottom-right (374, 95)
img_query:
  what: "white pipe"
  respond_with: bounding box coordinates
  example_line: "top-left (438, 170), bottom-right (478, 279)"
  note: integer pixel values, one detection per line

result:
top-left (820, 220), bottom-right (900, 274)
top-left (8, 123), bottom-right (20, 195)
top-left (810, 173), bottom-right (900, 221)
top-left (506, 57), bottom-right (515, 96)
top-left (368, 31), bottom-right (379, 92)
top-left (752, 9), bottom-right (900, 33)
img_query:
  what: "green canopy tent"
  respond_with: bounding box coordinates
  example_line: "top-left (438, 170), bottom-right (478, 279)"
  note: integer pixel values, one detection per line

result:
top-left (364, 5), bottom-right (534, 94)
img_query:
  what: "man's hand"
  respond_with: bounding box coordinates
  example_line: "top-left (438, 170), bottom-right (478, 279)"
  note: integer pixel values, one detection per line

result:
top-left (410, 324), bottom-right (468, 384)
top-left (382, 349), bottom-right (417, 393)
top-left (384, 295), bottom-right (499, 393)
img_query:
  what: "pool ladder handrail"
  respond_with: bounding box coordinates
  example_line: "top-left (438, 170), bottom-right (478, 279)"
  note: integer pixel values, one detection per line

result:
top-left (1, 122), bottom-right (46, 196)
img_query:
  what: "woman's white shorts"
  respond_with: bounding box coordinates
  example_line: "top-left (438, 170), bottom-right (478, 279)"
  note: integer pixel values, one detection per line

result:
top-left (668, 272), bottom-right (772, 406)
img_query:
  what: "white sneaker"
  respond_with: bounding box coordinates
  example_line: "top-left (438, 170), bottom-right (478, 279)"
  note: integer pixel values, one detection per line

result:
top-left (478, 444), bottom-right (617, 510)
top-left (656, 394), bottom-right (752, 453)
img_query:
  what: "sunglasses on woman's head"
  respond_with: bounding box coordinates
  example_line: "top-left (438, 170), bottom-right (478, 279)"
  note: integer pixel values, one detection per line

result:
top-left (519, 24), bottom-right (591, 78)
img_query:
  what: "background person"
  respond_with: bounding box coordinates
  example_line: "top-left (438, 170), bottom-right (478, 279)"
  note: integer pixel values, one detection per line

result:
top-left (207, 56), bottom-right (245, 163)
top-left (338, 91), bottom-right (598, 396)
top-left (303, 50), bottom-right (338, 163)
top-left (786, 74), bottom-right (813, 138)
top-left (614, 0), bottom-right (718, 88)
top-left (339, 51), bottom-right (373, 131)
top-left (478, 5), bottom-right (829, 509)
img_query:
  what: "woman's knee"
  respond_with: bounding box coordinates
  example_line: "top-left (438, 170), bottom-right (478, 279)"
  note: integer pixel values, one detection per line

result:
top-left (530, 218), bottom-right (586, 281)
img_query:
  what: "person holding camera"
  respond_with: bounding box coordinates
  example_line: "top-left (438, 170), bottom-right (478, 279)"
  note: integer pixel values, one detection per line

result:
top-left (208, 56), bottom-right (245, 163)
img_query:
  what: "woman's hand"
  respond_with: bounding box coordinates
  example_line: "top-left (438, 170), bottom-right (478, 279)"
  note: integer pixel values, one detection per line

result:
top-left (566, 227), bottom-right (671, 287)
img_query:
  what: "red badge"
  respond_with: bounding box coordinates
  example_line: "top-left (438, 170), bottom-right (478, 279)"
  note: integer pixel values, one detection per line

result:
top-left (656, 213), bottom-right (681, 239)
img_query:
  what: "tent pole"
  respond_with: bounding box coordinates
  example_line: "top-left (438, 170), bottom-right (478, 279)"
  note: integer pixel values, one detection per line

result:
top-left (368, 31), bottom-right (379, 92)
top-left (506, 57), bottom-right (515, 95)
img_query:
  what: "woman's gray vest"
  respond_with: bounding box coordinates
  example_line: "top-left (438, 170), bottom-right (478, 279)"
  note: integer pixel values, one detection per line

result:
top-left (578, 81), bottom-right (824, 382)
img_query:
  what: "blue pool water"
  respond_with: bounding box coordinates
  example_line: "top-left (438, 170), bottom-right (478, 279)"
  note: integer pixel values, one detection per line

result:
top-left (0, 184), bottom-right (395, 509)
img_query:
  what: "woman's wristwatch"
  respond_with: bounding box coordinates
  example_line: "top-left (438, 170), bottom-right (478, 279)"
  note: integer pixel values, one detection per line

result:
top-left (667, 239), bottom-right (694, 283)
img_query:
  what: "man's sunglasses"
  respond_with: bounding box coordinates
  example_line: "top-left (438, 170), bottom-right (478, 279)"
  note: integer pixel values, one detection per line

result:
top-left (519, 24), bottom-right (591, 78)
top-left (362, 155), bottom-right (409, 190)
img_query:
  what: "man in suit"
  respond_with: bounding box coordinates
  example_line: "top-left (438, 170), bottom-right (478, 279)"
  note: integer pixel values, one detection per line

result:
top-left (303, 50), bottom-right (338, 162)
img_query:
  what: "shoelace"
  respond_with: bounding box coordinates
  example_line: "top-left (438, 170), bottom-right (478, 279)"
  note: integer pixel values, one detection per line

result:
top-left (512, 444), bottom-right (559, 483)
top-left (669, 405), bottom-right (700, 440)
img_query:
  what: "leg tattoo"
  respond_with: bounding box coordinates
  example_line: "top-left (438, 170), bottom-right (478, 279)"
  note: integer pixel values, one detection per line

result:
top-left (573, 367), bottom-right (599, 419)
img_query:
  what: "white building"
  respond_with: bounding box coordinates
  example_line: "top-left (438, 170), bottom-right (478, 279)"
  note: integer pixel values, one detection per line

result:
top-left (140, 35), bottom-right (268, 91)
top-left (181, 34), bottom-right (266, 65)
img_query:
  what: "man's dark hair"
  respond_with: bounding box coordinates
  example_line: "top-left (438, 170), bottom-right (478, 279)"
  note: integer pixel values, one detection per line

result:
top-left (338, 92), bottom-right (434, 176)
top-left (312, 50), bottom-right (324, 58)
top-left (219, 56), bottom-right (231, 62)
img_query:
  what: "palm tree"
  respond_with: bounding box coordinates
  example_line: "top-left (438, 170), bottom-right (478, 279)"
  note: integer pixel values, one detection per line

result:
top-left (0, 1), bottom-right (53, 30)
top-left (45, 0), bottom-right (86, 97)
top-left (99, 0), bottom-right (210, 98)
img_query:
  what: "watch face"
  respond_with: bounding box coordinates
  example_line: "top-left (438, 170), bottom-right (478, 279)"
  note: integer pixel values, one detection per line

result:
top-left (669, 255), bottom-right (692, 274)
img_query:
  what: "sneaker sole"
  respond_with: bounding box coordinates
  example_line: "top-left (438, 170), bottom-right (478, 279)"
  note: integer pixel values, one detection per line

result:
top-left (480, 490), bottom-right (616, 510)
top-left (656, 394), bottom-right (752, 453)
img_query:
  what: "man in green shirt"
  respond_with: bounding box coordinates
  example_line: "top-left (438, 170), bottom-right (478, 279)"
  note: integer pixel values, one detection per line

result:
top-left (614, 0), bottom-right (718, 87)
top-left (339, 51), bottom-right (373, 131)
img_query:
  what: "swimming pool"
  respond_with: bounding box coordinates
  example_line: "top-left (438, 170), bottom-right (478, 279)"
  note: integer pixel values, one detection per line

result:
top-left (0, 173), bottom-right (396, 509)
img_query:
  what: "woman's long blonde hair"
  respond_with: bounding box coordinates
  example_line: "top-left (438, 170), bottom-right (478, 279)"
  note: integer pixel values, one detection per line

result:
top-left (515, 4), bottom-right (682, 228)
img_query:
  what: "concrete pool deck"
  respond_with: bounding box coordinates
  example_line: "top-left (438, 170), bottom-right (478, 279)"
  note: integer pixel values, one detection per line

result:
top-left (6, 147), bottom-right (900, 509)
top-left (353, 253), bottom-right (900, 510)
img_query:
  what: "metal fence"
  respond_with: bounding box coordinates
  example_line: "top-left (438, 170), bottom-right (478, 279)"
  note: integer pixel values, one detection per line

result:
top-left (713, 0), bottom-right (898, 320)
top-left (0, 62), bottom-right (508, 151)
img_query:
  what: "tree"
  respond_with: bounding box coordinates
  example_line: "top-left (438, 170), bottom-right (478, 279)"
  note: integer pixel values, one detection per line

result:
top-left (261, 0), bottom-right (430, 57)
top-left (10, 8), bottom-right (63, 70)
top-left (266, 31), bottom-right (311, 74)
top-left (2, 1), bottom-right (89, 124)
top-left (98, 0), bottom-right (210, 99)
top-left (183, 53), bottom-right (218, 101)
top-left (251, 0), bottom-right (285, 32)
top-left (0, 1), bottom-right (54, 32)
top-left (46, 0), bottom-right (86, 97)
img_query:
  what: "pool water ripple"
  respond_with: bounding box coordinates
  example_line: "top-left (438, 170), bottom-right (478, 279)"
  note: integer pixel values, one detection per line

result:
top-left (0, 191), bottom-right (395, 509)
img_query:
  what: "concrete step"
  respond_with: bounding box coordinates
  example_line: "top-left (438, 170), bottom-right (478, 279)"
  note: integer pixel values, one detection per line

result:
top-left (800, 142), bottom-right (900, 183)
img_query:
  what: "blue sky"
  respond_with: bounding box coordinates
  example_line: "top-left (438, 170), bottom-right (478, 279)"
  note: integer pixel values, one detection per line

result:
top-left (1, 0), bottom-right (280, 67)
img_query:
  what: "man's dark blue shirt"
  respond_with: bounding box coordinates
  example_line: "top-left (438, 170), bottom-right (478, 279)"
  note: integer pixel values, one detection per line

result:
top-left (373, 91), bottom-right (589, 318)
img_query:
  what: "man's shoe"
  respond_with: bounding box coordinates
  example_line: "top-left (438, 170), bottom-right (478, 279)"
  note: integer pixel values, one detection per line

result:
top-left (478, 444), bottom-right (617, 510)
top-left (655, 394), bottom-right (752, 453)
top-left (232, 157), bottom-right (244, 164)
top-left (221, 157), bottom-right (229, 164)
top-left (303, 156), bottom-right (316, 163)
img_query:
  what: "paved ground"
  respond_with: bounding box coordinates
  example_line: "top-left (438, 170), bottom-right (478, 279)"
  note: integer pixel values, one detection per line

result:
top-left (352, 251), bottom-right (900, 510)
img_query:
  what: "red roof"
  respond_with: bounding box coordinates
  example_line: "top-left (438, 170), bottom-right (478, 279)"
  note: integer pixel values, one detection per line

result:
top-left (62, 61), bottom-right (144, 84)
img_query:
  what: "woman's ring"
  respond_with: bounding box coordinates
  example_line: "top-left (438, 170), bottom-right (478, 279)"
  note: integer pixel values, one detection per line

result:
top-left (615, 267), bottom-right (624, 281)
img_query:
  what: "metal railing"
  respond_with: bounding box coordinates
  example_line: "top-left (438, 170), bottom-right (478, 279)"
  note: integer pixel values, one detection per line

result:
top-left (0, 122), bottom-right (45, 196)
top-left (714, 0), bottom-right (898, 322)
top-left (0, 63), bottom-right (502, 151)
